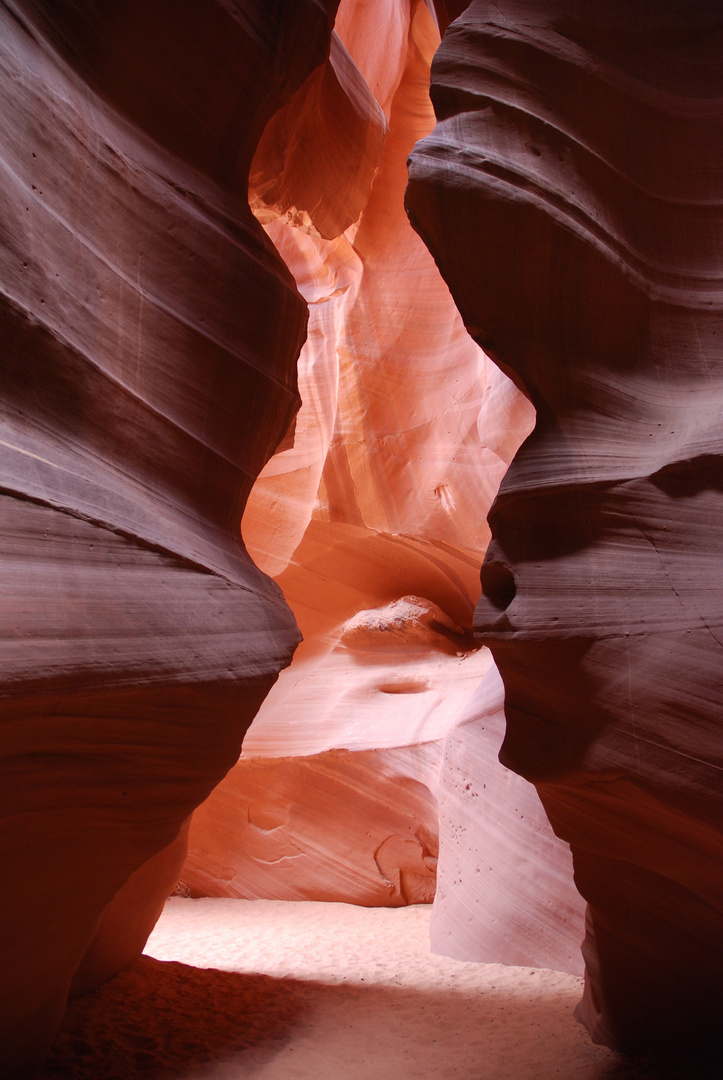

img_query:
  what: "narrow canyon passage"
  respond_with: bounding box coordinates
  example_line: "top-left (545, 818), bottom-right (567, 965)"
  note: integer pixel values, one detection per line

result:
top-left (1, 0), bottom-right (721, 1076)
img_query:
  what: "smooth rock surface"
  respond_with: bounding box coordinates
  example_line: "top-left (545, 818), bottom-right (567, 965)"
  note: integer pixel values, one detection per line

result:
top-left (0, 1), bottom-right (338, 1074)
top-left (181, 6), bottom-right (584, 987)
top-left (431, 666), bottom-right (585, 974)
top-left (407, 0), bottom-right (723, 1053)
top-left (183, 746), bottom-right (442, 907)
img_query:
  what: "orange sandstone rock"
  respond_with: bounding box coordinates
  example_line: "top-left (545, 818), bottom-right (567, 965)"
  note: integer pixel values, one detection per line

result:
top-left (183, 0), bottom-right (583, 981)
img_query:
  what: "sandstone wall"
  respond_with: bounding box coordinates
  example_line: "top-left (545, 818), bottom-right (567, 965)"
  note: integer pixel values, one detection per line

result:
top-left (0, 2), bottom-right (338, 1074)
top-left (407, 0), bottom-right (723, 1052)
top-left (182, 0), bottom-right (585, 978)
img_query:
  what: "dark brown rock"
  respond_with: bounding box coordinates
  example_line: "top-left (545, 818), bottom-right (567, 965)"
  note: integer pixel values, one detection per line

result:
top-left (407, 0), bottom-right (723, 1053)
top-left (0, 1), bottom-right (338, 1074)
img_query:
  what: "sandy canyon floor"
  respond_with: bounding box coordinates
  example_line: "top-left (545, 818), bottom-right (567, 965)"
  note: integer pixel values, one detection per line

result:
top-left (40, 899), bottom-right (718, 1080)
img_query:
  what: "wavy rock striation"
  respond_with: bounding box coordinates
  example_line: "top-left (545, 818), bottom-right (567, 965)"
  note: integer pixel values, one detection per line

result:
top-left (186, 0), bottom-right (516, 911)
top-left (0, 1), bottom-right (339, 1074)
top-left (183, 0), bottom-right (585, 981)
top-left (407, 0), bottom-right (723, 1053)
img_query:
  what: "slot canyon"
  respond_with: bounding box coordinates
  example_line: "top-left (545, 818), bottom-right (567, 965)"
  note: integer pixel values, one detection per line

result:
top-left (0, 1), bottom-right (721, 1077)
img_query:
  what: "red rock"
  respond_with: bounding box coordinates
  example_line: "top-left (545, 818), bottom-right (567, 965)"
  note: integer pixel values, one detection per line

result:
top-left (250, 30), bottom-right (388, 240)
top-left (183, 747), bottom-right (441, 907)
top-left (407, 0), bottom-right (723, 1053)
top-left (185, 0), bottom-right (583, 986)
top-left (4, 0), bottom-right (692, 1070)
top-left (0, 1), bottom-right (338, 1074)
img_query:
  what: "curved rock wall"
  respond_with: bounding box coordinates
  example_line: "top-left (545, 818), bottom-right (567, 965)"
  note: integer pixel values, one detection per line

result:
top-left (407, 0), bottom-right (723, 1053)
top-left (182, 0), bottom-right (585, 979)
top-left (184, 0), bottom-right (515, 907)
top-left (0, 2), bottom-right (338, 1074)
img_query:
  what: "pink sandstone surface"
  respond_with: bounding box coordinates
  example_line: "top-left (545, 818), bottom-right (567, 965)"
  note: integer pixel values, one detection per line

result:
top-left (406, 0), bottom-right (723, 1053)
top-left (180, 0), bottom-right (584, 976)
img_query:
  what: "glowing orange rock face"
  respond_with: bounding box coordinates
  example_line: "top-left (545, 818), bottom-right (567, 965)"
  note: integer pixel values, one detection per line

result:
top-left (407, 0), bottom-right (723, 1054)
top-left (183, 0), bottom-right (584, 980)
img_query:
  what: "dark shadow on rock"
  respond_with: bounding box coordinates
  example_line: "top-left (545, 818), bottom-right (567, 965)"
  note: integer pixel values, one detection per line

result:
top-left (597, 1054), bottom-right (723, 1080)
top-left (39, 956), bottom-right (310, 1079)
top-left (38, 951), bottom-right (719, 1080)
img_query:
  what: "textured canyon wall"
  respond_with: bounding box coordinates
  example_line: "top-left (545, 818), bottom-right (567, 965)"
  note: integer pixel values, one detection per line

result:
top-left (407, 0), bottom-right (723, 1053)
top-left (0, 1), bottom-right (339, 1075)
top-left (181, 0), bottom-right (586, 974)
top-left (183, 0), bottom-right (511, 907)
